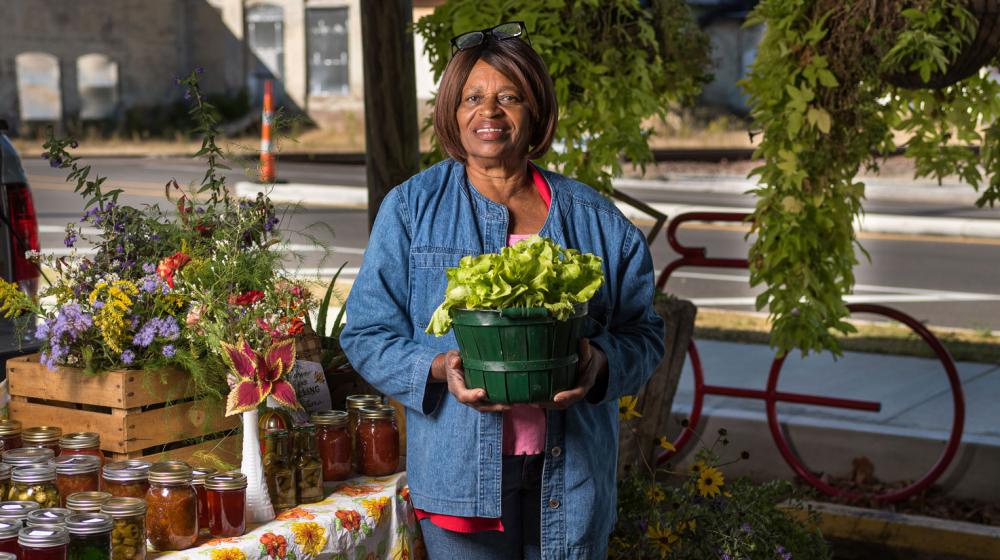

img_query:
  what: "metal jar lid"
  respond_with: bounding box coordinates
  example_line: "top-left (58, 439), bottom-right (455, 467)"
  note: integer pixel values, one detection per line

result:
top-left (359, 405), bottom-right (396, 420)
top-left (0, 420), bottom-right (21, 437)
top-left (65, 491), bottom-right (112, 513)
top-left (18, 526), bottom-right (70, 548)
top-left (65, 512), bottom-right (113, 535)
top-left (0, 520), bottom-right (20, 538)
top-left (0, 554), bottom-right (14, 560)
top-left (204, 471), bottom-right (248, 491)
top-left (3, 447), bottom-right (55, 466)
top-left (26, 508), bottom-right (72, 528)
top-left (191, 467), bottom-right (218, 486)
top-left (0, 464), bottom-right (10, 480)
top-left (99, 497), bottom-right (146, 518)
top-left (0, 501), bottom-right (41, 521)
top-left (346, 394), bottom-right (382, 410)
top-left (58, 432), bottom-right (100, 450)
top-left (148, 461), bottom-right (192, 485)
top-left (311, 410), bottom-right (348, 426)
top-left (54, 455), bottom-right (100, 475)
top-left (102, 460), bottom-right (151, 482)
top-left (12, 465), bottom-right (56, 484)
top-left (22, 427), bottom-right (62, 444)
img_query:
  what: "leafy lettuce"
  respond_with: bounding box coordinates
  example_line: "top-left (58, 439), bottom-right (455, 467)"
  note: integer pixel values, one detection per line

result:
top-left (426, 235), bottom-right (604, 336)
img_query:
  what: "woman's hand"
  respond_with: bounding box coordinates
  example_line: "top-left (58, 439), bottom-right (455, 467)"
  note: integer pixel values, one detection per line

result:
top-left (430, 350), bottom-right (512, 413)
top-left (544, 338), bottom-right (608, 410)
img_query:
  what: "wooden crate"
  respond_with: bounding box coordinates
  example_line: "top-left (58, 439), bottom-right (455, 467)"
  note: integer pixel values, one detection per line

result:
top-left (6, 354), bottom-right (241, 465)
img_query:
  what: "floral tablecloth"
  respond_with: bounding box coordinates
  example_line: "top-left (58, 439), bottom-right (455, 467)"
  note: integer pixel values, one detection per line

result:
top-left (153, 472), bottom-right (424, 560)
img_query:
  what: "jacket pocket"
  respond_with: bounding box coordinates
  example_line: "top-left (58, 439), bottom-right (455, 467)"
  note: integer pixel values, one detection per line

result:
top-left (410, 250), bottom-right (471, 330)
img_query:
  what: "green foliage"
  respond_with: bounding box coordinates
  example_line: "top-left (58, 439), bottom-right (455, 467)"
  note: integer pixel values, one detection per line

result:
top-left (413, 0), bottom-right (711, 194)
top-left (741, 0), bottom-right (1000, 356)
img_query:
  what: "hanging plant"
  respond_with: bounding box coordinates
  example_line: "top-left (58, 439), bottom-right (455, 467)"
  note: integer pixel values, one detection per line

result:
top-left (742, 0), bottom-right (1000, 356)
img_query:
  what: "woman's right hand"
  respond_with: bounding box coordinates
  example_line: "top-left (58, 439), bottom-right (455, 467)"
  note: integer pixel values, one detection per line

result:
top-left (431, 350), bottom-right (511, 413)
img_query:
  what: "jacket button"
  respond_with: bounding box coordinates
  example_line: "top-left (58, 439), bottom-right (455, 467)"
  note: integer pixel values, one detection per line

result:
top-left (548, 499), bottom-right (560, 509)
top-left (550, 447), bottom-right (562, 457)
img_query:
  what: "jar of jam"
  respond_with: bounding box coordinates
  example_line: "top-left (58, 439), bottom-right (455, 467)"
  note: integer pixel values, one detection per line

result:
top-left (18, 525), bottom-right (70, 560)
top-left (0, 420), bottom-right (22, 451)
top-left (263, 430), bottom-right (296, 511)
top-left (191, 467), bottom-right (216, 534)
top-left (292, 426), bottom-right (324, 504)
top-left (356, 405), bottom-right (400, 476)
top-left (66, 512), bottom-right (113, 560)
top-left (0, 465), bottom-right (10, 502)
top-left (58, 434), bottom-right (103, 467)
top-left (346, 395), bottom-right (381, 471)
top-left (4, 447), bottom-right (56, 468)
top-left (312, 411), bottom-right (351, 482)
top-left (23, 427), bottom-right (63, 455)
top-left (11, 465), bottom-right (60, 508)
top-left (204, 472), bottom-right (246, 538)
top-left (0, 520), bottom-right (18, 555)
top-left (65, 492), bottom-right (112, 514)
top-left (100, 498), bottom-right (145, 560)
top-left (144, 462), bottom-right (197, 551)
top-left (101, 461), bottom-right (150, 499)
top-left (55, 457), bottom-right (100, 507)
top-left (26, 507), bottom-right (73, 528)
top-left (0, 500), bottom-right (40, 524)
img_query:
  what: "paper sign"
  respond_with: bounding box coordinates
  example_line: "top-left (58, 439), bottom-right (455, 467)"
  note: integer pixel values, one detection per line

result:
top-left (269, 360), bottom-right (331, 424)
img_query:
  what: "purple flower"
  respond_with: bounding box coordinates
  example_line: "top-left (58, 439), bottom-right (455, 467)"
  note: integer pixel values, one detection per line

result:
top-left (741, 523), bottom-right (752, 534)
top-left (41, 153), bottom-right (49, 160)
top-left (49, 158), bottom-right (61, 168)
top-left (121, 350), bottom-right (135, 365)
top-left (92, 301), bottom-right (105, 310)
top-left (195, 66), bottom-right (204, 74)
top-left (140, 275), bottom-right (160, 294)
top-left (63, 233), bottom-right (77, 247)
top-left (776, 545), bottom-right (791, 560)
top-left (162, 344), bottom-right (176, 358)
top-left (115, 245), bottom-right (124, 254)
top-left (70, 141), bottom-right (79, 149)
top-left (142, 263), bottom-right (156, 274)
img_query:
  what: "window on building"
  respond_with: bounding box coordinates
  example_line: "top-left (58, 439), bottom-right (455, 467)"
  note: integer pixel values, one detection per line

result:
top-left (15, 52), bottom-right (61, 122)
top-left (77, 54), bottom-right (119, 120)
top-left (307, 7), bottom-right (349, 96)
top-left (246, 3), bottom-right (285, 101)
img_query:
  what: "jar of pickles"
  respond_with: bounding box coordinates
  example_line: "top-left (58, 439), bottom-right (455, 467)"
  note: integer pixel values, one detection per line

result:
top-left (263, 430), bottom-right (296, 511)
top-left (312, 411), bottom-right (351, 482)
top-left (65, 492), bottom-right (112, 514)
top-left (26, 507), bottom-right (73, 528)
top-left (346, 395), bottom-right (381, 471)
top-left (191, 467), bottom-right (217, 534)
top-left (4, 448), bottom-right (55, 468)
top-left (23, 427), bottom-right (63, 454)
top-left (66, 512), bottom-right (113, 560)
top-left (100, 498), bottom-right (145, 560)
top-left (145, 462), bottom-right (197, 551)
top-left (101, 461), bottom-right (150, 500)
top-left (58, 434), bottom-right (103, 467)
top-left (55, 457), bottom-right (101, 507)
top-left (204, 472), bottom-right (247, 538)
top-left (11, 465), bottom-right (60, 508)
top-left (0, 500), bottom-right (40, 524)
top-left (0, 465), bottom-right (10, 502)
top-left (292, 426), bottom-right (324, 504)
top-left (356, 405), bottom-right (400, 476)
top-left (0, 521), bottom-right (18, 555)
top-left (0, 420), bottom-right (22, 451)
top-left (18, 525), bottom-right (70, 560)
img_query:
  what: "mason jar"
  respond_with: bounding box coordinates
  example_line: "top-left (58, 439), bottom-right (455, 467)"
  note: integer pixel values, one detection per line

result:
top-left (0, 520), bottom-right (18, 555)
top-left (356, 405), bottom-right (400, 476)
top-left (18, 525), bottom-right (70, 560)
top-left (65, 492), bottom-right (112, 514)
top-left (55, 456), bottom-right (101, 507)
top-left (191, 467), bottom-right (217, 534)
top-left (0, 420), bottom-right (23, 451)
top-left (205, 472), bottom-right (247, 538)
top-left (26, 507), bottom-right (73, 528)
top-left (0, 465), bottom-right (10, 502)
top-left (10, 465), bottom-right (60, 508)
top-left (66, 512), bottom-right (113, 560)
top-left (0, 500), bottom-right (40, 524)
top-left (312, 411), bottom-right (351, 482)
top-left (101, 461), bottom-right (150, 500)
top-left (4, 448), bottom-right (55, 468)
top-left (100, 497), bottom-right (146, 560)
top-left (58, 433), bottom-right (103, 467)
top-left (144, 462), bottom-right (197, 551)
top-left (346, 395), bottom-right (382, 471)
top-left (23, 427), bottom-right (63, 455)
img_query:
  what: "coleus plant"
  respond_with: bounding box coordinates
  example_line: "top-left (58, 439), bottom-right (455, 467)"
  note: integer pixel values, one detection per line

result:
top-left (222, 338), bottom-right (302, 416)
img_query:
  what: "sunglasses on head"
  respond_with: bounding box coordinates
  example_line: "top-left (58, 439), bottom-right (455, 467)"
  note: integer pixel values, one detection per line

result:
top-left (450, 21), bottom-right (530, 55)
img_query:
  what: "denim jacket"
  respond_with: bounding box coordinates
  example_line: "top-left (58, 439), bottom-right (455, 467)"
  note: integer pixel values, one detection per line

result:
top-left (341, 159), bottom-right (664, 559)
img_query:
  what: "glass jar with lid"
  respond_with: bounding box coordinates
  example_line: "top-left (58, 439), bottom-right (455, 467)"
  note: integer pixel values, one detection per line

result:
top-left (66, 512), bottom-right (113, 560)
top-left (100, 497), bottom-right (145, 560)
top-left (101, 461), bottom-right (150, 500)
top-left (312, 411), bottom-right (351, 482)
top-left (144, 462), bottom-right (197, 551)
top-left (18, 525), bottom-right (70, 560)
top-left (0, 520), bottom-right (18, 555)
top-left (26, 507), bottom-right (73, 528)
top-left (23, 427), bottom-right (63, 455)
top-left (191, 467), bottom-right (217, 533)
top-left (4, 447), bottom-right (56, 468)
top-left (11, 465), bottom-right (60, 508)
top-left (292, 426), bottom-right (324, 504)
top-left (0, 465), bottom-right (10, 502)
top-left (356, 405), bottom-right (400, 476)
top-left (204, 472), bottom-right (247, 537)
top-left (346, 395), bottom-right (381, 471)
top-left (0, 420), bottom-right (22, 451)
top-left (263, 430), bottom-right (296, 511)
top-left (55, 457), bottom-right (100, 507)
top-left (65, 492), bottom-right (112, 514)
top-left (0, 500), bottom-right (41, 524)
top-left (58, 434), bottom-right (103, 467)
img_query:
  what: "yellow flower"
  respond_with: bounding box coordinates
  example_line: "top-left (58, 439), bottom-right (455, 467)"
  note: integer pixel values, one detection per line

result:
top-left (646, 523), bottom-right (679, 558)
top-left (689, 460), bottom-right (706, 474)
top-left (209, 548), bottom-right (246, 560)
top-left (291, 521), bottom-right (327, 557)
top-left (618, 396), bottom-right (641, 420)
top-left (686, 519), bottom-right (697, 532)
top-left (0, 279), bottom-right (31, 318)
top-left (362, 496), bottom-right (391, 526)
top-left (646, 484), bottom-right (665, 503)
top-left (658, 436), bottom-right (676, 453)
top-left (696, 466), bottom-right (725, 498)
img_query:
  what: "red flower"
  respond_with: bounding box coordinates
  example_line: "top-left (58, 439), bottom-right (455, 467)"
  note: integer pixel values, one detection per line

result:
top-left (221, 337), bottom-right (302, 416)
top-left (287, 317), bottom-right (305, 335)
top-left (335, 509), bottom-right (362, 532)
top-left (194, 223), bottom-right (215, 237)
top-left (228, 290), bottom-right (265, 306)
top-left (157, 251), bottom-right (191, 288)
top-left (260, 532), bottom-right (287, 558)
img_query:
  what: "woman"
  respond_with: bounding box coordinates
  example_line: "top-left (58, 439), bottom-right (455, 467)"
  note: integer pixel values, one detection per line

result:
top-left (341, 22), bottom-right (664, 559)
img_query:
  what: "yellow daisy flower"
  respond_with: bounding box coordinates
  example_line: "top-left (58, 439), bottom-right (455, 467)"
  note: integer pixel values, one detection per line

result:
top-left (645, 484), bottom-right (665, 503)
top-left (290, 521), bottom-right (327, 557)
top-left (209, 548), bottom-right (246, 560)
top-left (658, 436), bottom-right (676, 453)
top-left (618, 395), bottom-right (641, 420)
top-left (361, 496), bottom-right (391, 526)
top-left (646, 523), bottom-right (679, 558)
top-left (696, 466), bottom-right (725, 498)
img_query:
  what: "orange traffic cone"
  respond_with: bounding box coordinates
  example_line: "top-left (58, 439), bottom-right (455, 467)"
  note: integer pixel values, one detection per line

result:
top-left (260, 80), bottom-right (276, 183)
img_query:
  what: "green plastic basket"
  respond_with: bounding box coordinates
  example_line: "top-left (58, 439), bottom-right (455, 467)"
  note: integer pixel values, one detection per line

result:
top-left (451, 304), bottom-right (588, 404)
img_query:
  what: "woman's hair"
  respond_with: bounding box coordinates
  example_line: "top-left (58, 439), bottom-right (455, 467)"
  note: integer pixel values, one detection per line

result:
top-left (433, 37), bottom-right (558, 163)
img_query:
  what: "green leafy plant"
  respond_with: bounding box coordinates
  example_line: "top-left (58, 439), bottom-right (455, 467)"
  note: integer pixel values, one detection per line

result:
top-left (741, 0), bottom-right (1000, 356)
top-left (305, 262), bottom-right (351, 370)
top-left (414, 0), bottom-right (711, 194)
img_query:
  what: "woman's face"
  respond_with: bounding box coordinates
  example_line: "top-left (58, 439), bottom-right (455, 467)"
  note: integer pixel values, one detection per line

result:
top-left (456, 59), bottom-right (531, 166)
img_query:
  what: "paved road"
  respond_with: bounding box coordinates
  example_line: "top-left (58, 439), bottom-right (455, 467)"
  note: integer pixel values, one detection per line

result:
top-left (24, 156), bottom-right (1000, 331)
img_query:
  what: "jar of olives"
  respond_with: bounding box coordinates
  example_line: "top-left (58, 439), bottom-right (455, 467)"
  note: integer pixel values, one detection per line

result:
top-left (205, 472), bottom-right (247, 538)
top-left (356, 405), bottom-right (400, 476)
top-left (100, 498), bottom-right (145, 560)
top-left (0, 520), bottom-right (18, 555)
top-left (263, 430), bottom-right (296, 511)
top-left (11, 465), bottom-right (60, 508)
top-left (145, 462), bottom-right (197, 551)
top-left (293, 426), bottom-right (324, 504)
top-left (23, 427), bottom-right (63, 454)
top-left (18, 525), bottom-right (70, 560)
top-left (4, 447), bottom-right (56, 468)
top-left (55, 456), bottom-right (101, 507)
top-left (101, 461), bottom-right (150, 500)
top-left (0, 465), bottom-right (10, 502)
top-left (312, 411), bottom-right (351, 482)
top-left (26, 507), bottom-right (73, 528)
top-left (66, 512), bottom-right (113, 560)
top-left (0, 420), bottom-right (22, 451)
top-left (58, 434), bottom-right (103, 467)
top-left (0, 500), bottom-right (41, 524)
top-left (65, 492), bottom-right (112, 514)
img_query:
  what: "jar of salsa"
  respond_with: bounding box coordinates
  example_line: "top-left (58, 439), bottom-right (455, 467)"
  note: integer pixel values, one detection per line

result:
top-left (23, 427), bottom-right (63, 455)
top-left (0, 520), bottom-right (18, 555)
top-left (144, 462), bottom-right (197, 551)
top-left (346, 395), bottom-right (381, 471)
top-left (292, 426), bottom-right (324, 504)
top-left (55, 456), bottom-right (100, 507)
top-left (0, 465), bottom-right (10, 502)
top-left (0, 420), bottom-right (22, 451)
top-left (191, 467), bottom-right (217, 534)
top-left (18, 525), bottom-right (70, 560)
top-left (204, 472), bottom-right (246, 538)
top-left (101, 461), bottom-right (150, 500)
top-left (356, 405), bottom-right (400, 476)
top-left (26, 507), bottom-right (73, 528)
top-left (4, 448), bottom-right (55, 468)
top-left (100, 497), bottom-right (145, 560)
top-left (11, 465), bottom-right (60, 508)
top-left (0, 500), bottom-right (40, 524)
top-left (263, 431), bottom-right (296, 511)
top-left (311, 411), bottom-right (351, 482)
top-left (66, 512), bottom-right (113, 560)
top-left (58, 434), bottom-right (103, 467)
top-left (65, 492), bottom-right (112, 514)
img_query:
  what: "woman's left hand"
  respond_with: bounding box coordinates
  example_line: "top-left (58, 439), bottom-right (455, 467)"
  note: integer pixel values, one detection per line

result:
top-left (544, 338), bottom-right (607, 409)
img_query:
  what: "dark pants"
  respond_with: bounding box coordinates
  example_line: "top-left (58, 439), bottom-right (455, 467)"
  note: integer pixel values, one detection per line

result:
top-left (420, 454), bottom-right (544, 560)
